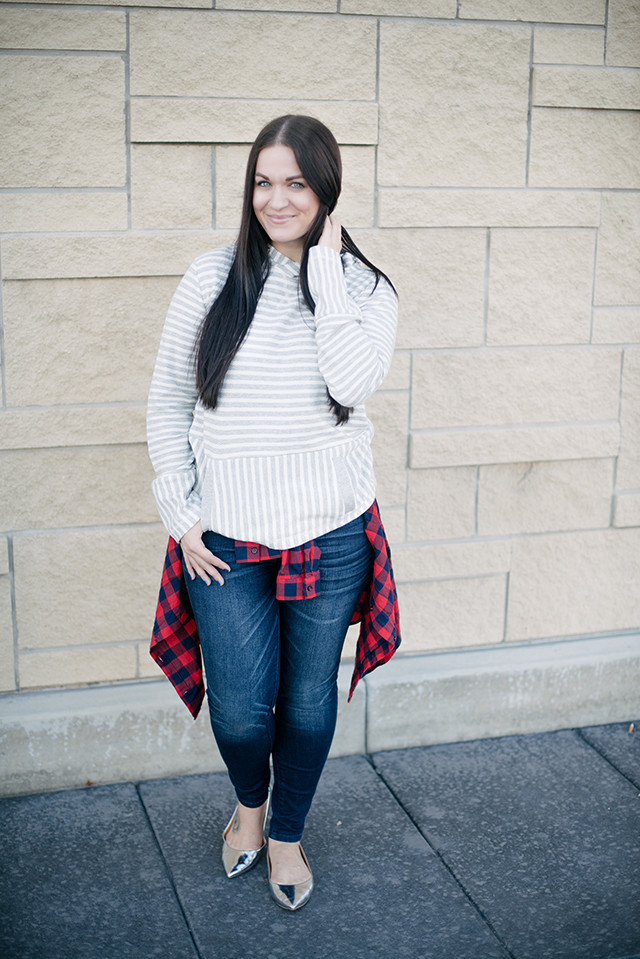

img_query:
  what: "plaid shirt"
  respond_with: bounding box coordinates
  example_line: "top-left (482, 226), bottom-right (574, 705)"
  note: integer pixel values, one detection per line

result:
top-left (150, 501), bottom-right (401, 719)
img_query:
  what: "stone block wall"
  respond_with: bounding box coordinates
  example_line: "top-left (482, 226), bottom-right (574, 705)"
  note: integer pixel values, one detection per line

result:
top-left (1, 1), bottom-right (639, 698)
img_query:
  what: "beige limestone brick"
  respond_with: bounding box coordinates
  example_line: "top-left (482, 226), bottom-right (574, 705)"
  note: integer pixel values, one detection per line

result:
top-left (595, 193), bottom-right (640, 307)
top-left (3, 276), bottom-right (177, 405)
top-left (617, 348), bottom-right (640, 489)
top-left (323, 145), bottom-right (377, 229)
top-left (367, 392), bottom-right (409, 508)
top-left (392, 539), bottom-right (511, 583)
top-left (592, 309), bottom-right (640, 344)
top-left (477, 459), bottom-right (614, 536)
top-left (411, 348), bottom-right (621, 429)
top-left (606, 0), bottom-right (640, 66)
top-left (533, 25), bottom-right (604, 64)
top-left (406, 468), bottom-right (477, 541)
top-left (0, 193), bottom-right (127, 234)
top-left (13, 525), bottom-right (168, 651)
top-left (12, 0), bottom-right (210, 5)
top-left (529, 108), bottom-right (640, 188)
top-left (1, 232), bottom-right (236, 280)
top-left (533, 66), bottom-right (640, 109)
top-left (0, 575), bottom-right (15, 693)
top-left (378, 507), bottom-right (406, 545)
top-left (131, 144), bottom-right (213, 231)
top-left (379, 22), bottom-right (530, 188)
top-left (411, 423), bottom-right (620, 469)
top-left (614, 493), bottom-right (640, 527)
top-left (507, 528), bottom-right (640, 641)
top-left (214, 146), bottom-right (248, 230)
top-left (354, 229), bottom-right (485, 349)
top-left (130, 12), bottom-right (376, 99)
top-left (458, 0), bottom-right (605, 22)
top-left (130, 98), bottom-right (379, 146)
top-left (0, 56), bottom-right (125, 188)
top-left (0, 10), bottom-right (126, 49)
top-left (215, 144), bottom-right (375, 230)
top-left (487, 228), bottom-right (595, 346)
top-left (216, 0), bottom-right (336, 9)
top-left (0, 538), bottom-right (9, 577)
top-left (397, 575), bottom-right (506, 652)
top-left (380, 352), bottom-right (411, 392)
top-left (138, 642), bottom-right (165, 679)
top-left (341, 0), bottom-right (455, 13)
top-left (1, 408), bottom-right (146, 451)
top-left (378, 189), bottom-right (601, 229)
top-left (0, 446), bottom-right (157, 532)
top-left (19, 647), bottom-right (137, 690)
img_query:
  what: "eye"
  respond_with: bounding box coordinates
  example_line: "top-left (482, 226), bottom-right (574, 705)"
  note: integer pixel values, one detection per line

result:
top-left (255, 179), bottom-right (270, 188)
top-left (290, 181), bottom-right (305, 189)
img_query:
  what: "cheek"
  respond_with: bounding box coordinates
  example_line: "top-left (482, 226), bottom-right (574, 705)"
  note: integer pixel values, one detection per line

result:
top-left (252, 190), bottom-right (265, 214)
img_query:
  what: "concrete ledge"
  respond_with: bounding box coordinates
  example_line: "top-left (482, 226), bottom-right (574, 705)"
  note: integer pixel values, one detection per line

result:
top-left (0, 665), bottom-right (365, 797)
top-left (1, 635), bottom-right (638, 797)
top-left (366, 633), bottom-right (640, 752)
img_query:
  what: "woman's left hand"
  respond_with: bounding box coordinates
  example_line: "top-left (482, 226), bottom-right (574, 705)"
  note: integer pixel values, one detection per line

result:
top-left (318, 215), bottom-right (342, 253)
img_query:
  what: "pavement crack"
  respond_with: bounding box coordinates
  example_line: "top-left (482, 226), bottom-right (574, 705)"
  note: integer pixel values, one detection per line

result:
top-left (135, 783), bottom-right (203, 959)
top-left (364, 753), bottom-right (517, 959)
top-left (576, 727), bottom-right (640, 792)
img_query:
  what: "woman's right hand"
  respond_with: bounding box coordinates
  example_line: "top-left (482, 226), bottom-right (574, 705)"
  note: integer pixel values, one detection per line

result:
top-left (180, 520), bottom-right (231, 586)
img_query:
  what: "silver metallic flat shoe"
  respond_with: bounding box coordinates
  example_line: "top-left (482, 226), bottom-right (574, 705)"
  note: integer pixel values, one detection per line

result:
top-left (221, 794), bottom-right (270, 879)
top-left (267, 844), bottom-right (314, 911)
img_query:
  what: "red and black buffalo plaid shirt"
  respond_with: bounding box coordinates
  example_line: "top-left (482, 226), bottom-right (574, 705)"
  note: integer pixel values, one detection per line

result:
top-left (150, 501), bottom-right (401, 719)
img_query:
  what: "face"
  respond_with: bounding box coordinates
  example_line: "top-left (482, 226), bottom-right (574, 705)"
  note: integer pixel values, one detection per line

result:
top-left (252, 144), bottom-right (321, 261)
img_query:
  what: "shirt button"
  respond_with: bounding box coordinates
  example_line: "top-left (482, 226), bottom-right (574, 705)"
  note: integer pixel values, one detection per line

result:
top-left (306, 585), bottom-right (313, 592)
top-left (251, 547), bottom-right (258, 555)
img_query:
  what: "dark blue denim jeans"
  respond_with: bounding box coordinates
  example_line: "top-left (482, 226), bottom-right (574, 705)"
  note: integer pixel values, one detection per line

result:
top-left (185, 514), bottom-right (373, 842)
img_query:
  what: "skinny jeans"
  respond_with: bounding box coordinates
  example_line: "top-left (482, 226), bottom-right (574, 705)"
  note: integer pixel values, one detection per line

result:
top-left (184, 514), bottom-right (373, 843)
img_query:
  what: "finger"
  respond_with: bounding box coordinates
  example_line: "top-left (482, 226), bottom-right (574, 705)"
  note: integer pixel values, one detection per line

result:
top-left (187, 553), bottom-right (226, 586)
top-left (190, 544), bottom-right (231, 572)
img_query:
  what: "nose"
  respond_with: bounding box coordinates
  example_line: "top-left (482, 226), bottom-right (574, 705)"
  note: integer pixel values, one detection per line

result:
top-left (269, 186), bottom-right (289, 210)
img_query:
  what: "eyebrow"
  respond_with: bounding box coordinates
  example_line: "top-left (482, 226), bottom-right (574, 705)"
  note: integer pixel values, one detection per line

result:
top-left (255, 172), bottom-right (306, 181)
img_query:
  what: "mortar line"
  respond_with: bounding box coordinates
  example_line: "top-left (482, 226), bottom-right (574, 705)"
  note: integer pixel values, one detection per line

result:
top-left (364, 754), bottom-right (517, 959)
top-left (474, 465), bottom-right (480, 536)
top-left (603, 0), bottom-right (609, 63)
top-left (576, 727), bottom-right (640, 792)
top-left (211, 146), bottom-right (216, 230)
top-left (404, 352), bottom-right (413, 542)
top-left (135, 784), bottom-right (204, 959)
top-left (0, 247), bottom-right (6, 410)
top-left (373, 16), bottom-right (380, 229)
top-left (124, 13), bottom-right (132, 231)
top-left (8, 537), bottom-right (20, 692)
top-left (482, 228), bottom-right (491, 345)
top-left (525, 26), bottom-right (534, 186)
top-left (610, 348), bottom-right (625, 526)
top-left (589, 193), bottom-right (600, 346)
top-left (502, 570), bottom-right (511, 643)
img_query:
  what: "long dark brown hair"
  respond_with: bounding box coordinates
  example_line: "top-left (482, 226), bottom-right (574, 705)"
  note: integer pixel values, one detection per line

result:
top-left (195, 114), bottom-right (395, 424)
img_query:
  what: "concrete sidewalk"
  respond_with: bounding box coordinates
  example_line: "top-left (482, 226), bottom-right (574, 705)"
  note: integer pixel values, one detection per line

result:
top-left (1, 722), bottom-right (639, 959)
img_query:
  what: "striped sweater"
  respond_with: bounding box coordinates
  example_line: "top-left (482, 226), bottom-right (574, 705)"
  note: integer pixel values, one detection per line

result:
top-left (147, 243), bottom-right (398, 549)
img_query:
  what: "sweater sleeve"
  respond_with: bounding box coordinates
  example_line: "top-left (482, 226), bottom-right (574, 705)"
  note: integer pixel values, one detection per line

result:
top-left (307, 245), bottom-right (398, 408)
top-left (146, 260), bottom-right (207, 541)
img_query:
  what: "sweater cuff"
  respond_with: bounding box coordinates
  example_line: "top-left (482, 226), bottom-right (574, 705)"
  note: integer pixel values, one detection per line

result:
top-left (307, 246), bottom-right (359, 319)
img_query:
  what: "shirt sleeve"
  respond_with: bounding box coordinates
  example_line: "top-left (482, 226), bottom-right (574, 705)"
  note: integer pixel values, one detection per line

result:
top-left (307, 245), bottom-right (398, 408)
top-left (146, 260), bottom-right (206, 541)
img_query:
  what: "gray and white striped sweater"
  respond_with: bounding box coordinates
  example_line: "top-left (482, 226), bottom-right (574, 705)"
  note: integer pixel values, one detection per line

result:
top-left (147, 243), bottom-right (398, 549)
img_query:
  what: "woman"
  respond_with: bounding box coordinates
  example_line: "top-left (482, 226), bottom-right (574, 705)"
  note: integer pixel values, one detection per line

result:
top-left (147, 115), bottom-right (399, 910)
